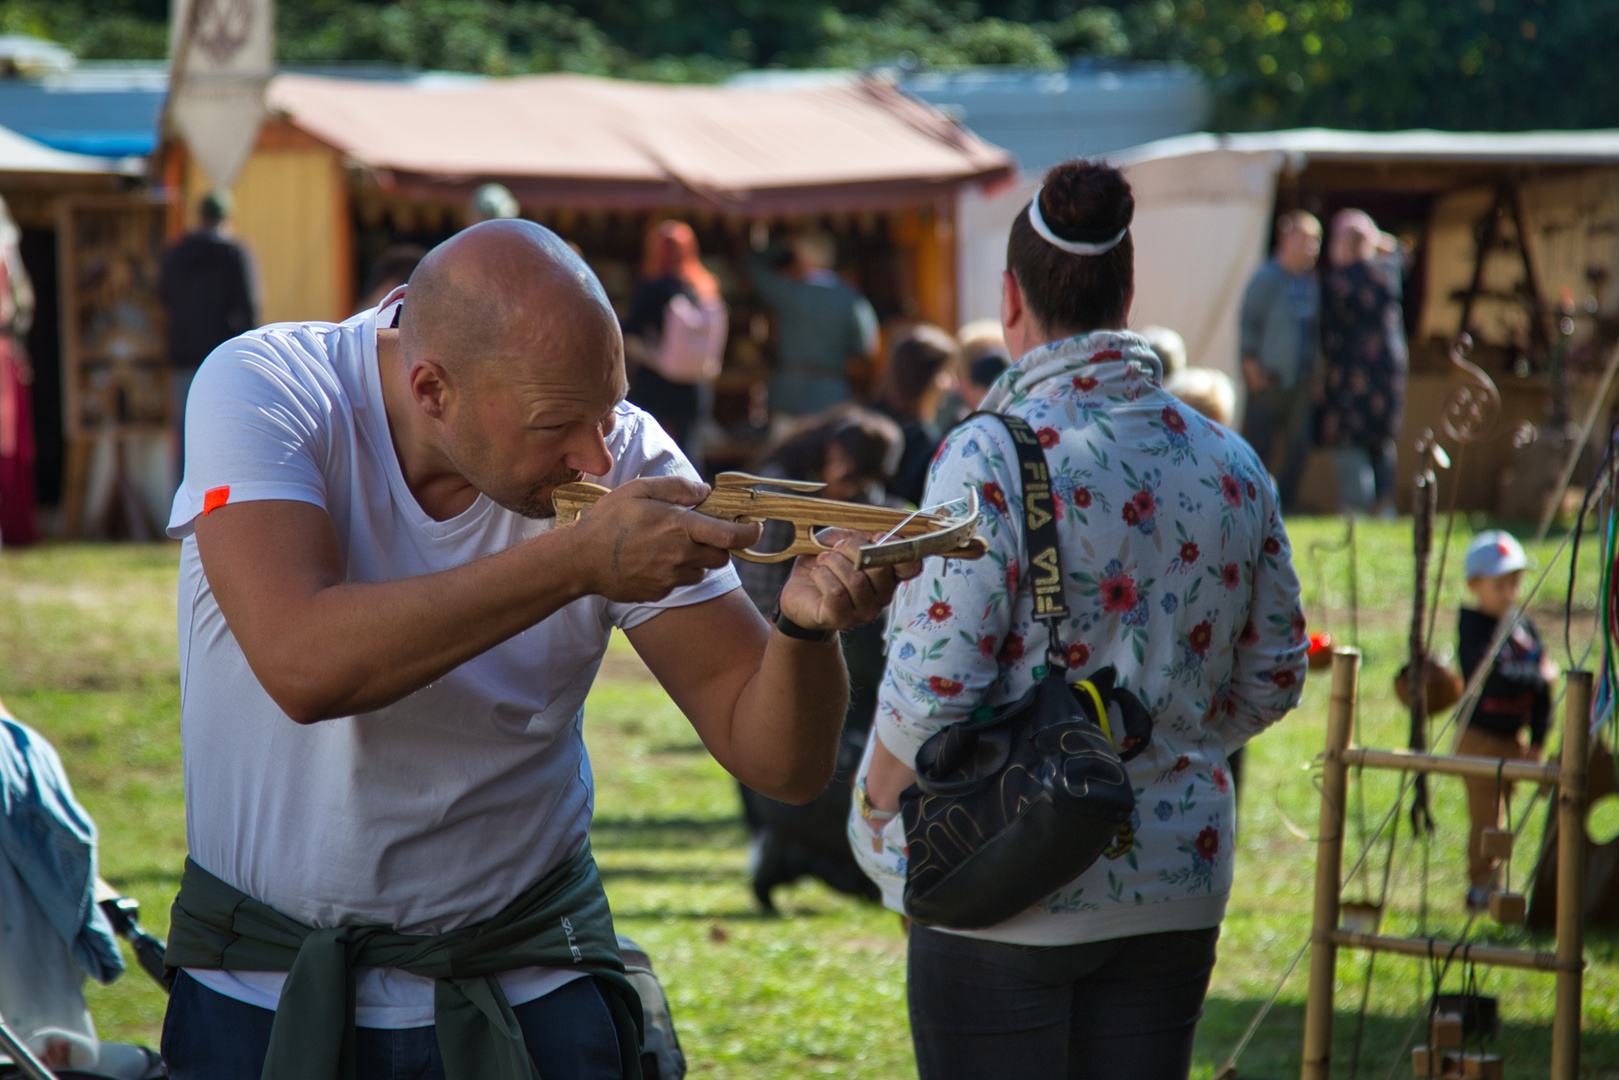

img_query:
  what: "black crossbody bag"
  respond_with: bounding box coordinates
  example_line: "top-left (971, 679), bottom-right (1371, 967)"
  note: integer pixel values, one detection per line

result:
top-left (900, 413), bottom-right (1153, 930)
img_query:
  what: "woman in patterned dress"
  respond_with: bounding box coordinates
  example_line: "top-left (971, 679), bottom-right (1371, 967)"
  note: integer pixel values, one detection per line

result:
top-left (849, 160), bottom-right (1309, 1080)
top-left (1319, 209), bottom-right (1407, 514)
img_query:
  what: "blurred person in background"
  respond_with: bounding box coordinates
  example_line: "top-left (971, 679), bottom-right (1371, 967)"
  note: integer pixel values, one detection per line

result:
top-left (872, 324), bottom-right (957, 506)
top-left (356, 244), bottom-right (427, 313)
top-left (159, 190), bottom-right (257, 488)
top-left (0, 195), bottom-right (36, 547)
top-left (1239, 210), bottom-right (1322, 512)
top-left (1320, 209), bottom-right (1407, 516)
top-left (623, 221), bottom-right (728, 462)
top-left (939, 319), bottom-right (1010, 426)
top-left (853, 160), bottom-right (1306, 1080)
top-left (466, 182), bottom-right (520, 226)
top-left (747, 231), bottom-right (878, 420)
top-left (1139, 324), bottom-right (1187, 379)
top-left (733, 406), bottom-right (903, 911)
top-left (1165, 367), bottom-right (1236, 429)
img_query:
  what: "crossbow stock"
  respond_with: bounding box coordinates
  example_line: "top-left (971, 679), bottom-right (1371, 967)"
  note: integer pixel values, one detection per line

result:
top-left (553, 471), bottom-right (989, 569)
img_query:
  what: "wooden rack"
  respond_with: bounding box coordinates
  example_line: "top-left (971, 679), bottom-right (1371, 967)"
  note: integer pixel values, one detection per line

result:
top-left (1301, 650), bottom-right (1588, 1080)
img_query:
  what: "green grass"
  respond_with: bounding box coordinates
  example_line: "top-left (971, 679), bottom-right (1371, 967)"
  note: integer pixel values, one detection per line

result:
top-left (3, 520), bottom-right (1618, 1077)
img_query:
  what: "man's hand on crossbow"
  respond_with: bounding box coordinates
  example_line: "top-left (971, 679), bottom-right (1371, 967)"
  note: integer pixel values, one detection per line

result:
top-left (565, 476), bottom-right (762, 604)
top-left (776, 530), bottom-right (923, 633)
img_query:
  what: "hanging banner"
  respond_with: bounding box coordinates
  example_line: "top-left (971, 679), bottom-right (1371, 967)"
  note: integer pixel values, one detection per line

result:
top-left (167, 0), bottom-right (273, 190)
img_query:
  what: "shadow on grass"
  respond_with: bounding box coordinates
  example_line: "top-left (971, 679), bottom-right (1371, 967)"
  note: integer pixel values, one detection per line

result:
top-left (610, 908), bottom-right (786, 922)
top-left (591, 815), bottom-right (747, 849)
top-left (102, 867), bottom-right (184, 890)
top-left (1198, 997), bottom-right (1619, 1078)
top-left (599, 866), bottom-right (742, 883)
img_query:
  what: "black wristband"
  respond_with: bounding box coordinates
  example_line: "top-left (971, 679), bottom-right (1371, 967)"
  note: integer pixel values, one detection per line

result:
top-left (773, 608), bottom-right (836, 643)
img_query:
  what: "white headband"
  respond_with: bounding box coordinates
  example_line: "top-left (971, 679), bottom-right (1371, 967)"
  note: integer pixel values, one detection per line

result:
top-left (1027, 184), bottom-right (1128, 257)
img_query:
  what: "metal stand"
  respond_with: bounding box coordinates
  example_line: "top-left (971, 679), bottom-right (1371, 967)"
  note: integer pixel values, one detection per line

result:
top-left (1301, 652), bottom-right (1589, 1079)
top-left (0, 1012), bottom-right (58, 1080)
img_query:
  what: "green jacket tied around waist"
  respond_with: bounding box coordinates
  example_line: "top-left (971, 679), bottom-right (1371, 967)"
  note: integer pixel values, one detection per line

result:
top-left (163, 844), bottom-right (643, 1080)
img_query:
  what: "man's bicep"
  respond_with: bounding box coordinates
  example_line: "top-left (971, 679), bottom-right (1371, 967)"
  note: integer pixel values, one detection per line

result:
top-left (194, 499), bottom-right (345, 665)
top-left (625, 589), bottom-right (770, 749)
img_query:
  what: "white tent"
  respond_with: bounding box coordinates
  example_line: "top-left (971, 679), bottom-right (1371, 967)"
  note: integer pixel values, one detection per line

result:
top-left (0, 121), bottom-right (134, 177)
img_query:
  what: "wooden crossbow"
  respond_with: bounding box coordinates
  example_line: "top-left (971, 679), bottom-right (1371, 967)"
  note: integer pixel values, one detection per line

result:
top-left (552, 472), bottom-right (989, 569)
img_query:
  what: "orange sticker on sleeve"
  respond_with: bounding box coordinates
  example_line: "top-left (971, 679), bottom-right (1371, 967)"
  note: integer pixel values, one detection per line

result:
top-left (203, 486), bottom-right (231, 515)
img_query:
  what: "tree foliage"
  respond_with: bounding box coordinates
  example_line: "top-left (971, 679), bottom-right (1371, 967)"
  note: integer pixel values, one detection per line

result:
top-left (0, 0), bottom-right (1611, 132)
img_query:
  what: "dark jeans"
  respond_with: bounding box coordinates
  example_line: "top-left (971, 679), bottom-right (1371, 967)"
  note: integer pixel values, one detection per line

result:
top-left (161, 970), bottom-right (623, 1080)
top-left (908, 924), bottom-right (1220, 1080)
top-left (1243, 384), bottom-right (1312, 511)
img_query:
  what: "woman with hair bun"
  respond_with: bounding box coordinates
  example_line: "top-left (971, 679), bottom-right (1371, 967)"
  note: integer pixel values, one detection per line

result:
top-left (850, 160), bottom-right (1308, 1078)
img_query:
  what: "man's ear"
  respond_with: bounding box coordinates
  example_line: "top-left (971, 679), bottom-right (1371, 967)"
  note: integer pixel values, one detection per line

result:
top-left (408, 360), bottom-right (452, 420)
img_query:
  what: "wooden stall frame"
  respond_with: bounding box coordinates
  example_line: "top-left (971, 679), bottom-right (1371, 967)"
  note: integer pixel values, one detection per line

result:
top-left (1300, 651), bottom-right (1589, 1080)
top-left (55, 194), bottom-right (173, 538)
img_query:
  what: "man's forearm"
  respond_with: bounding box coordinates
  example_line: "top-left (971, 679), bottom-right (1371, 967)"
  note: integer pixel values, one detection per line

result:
top-left (231, 526), bottom-right (591, 722)
top-left (722, 631), bottom-right (849, 803)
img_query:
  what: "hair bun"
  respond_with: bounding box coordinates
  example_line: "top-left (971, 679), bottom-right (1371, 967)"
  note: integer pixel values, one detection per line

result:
top-left (1038, 161), bottom-right (1134, 245)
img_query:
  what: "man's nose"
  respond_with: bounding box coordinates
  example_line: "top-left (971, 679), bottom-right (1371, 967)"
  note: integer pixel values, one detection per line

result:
top-left (566, 426), bottom-right (614, 478)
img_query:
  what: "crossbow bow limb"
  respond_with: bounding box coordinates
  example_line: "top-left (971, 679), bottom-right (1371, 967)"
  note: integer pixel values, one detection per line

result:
top-left (552, 471), bottom-right (989, 569)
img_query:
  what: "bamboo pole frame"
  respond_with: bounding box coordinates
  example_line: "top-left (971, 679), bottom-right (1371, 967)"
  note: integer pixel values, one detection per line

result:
top-left (1338, 746), bottom-right (1560, 785)
top-left (1301, 648), bottom-right (1357, 1080)
top-left (1299, 660), bottom-right (1590, 1079)
top-left (1326, 930), bottom-right (1570, 972)
top-left (1552, 670), bottom-right (1590, 1080)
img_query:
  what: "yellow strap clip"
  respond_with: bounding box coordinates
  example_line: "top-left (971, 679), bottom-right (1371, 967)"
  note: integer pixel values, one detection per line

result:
top-left (1074, 678), bottom-right (1112, 746)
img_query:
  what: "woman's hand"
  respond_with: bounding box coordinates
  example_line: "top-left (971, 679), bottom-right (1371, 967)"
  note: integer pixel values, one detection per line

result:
top-left (863, 733), bottom-right (916, 831)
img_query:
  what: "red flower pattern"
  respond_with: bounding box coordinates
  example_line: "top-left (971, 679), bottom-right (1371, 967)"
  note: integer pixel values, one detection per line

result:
top-left (997, 633), bottom-right (1025, 664)
top-left (1188, 621), bottom-right (1213, 655)
top-left (1180, 541), bottom-right (1200, 564)
top-left (1036, 427), bottom-right (1060, 449)
top-left (978, 635), bottom-right (997, 659)
top-left (1221, 563), bottom-right (1241, 590)
top-left (983, 481), bottom-right (1008, 515)
top-left (927, 601), bottom-right (953, 622)
top-left (1263, 535), bottom-right (1282, 556)
top-left (1195, 826), bottom-right (1220, 862)
top-left (1271, 669), bottom-right (1298, 689)
top-left (929, 676), bottom-right (965, 697)
top-left (1100, 571), bottom-right (1138, 613)
top-left (1212, 767), bottom-right (1229, 794)
top-left (1063, 642), bottom-right (1090, 669)
top-left (1160, 406), bottom-right (1187, 434)
top-left (1074, 487), bottom-right (1092, 509)
top-left (1220, 475), bottom-right (1242, 508)
top-left (1073, 375), bottom-right (1100, 392)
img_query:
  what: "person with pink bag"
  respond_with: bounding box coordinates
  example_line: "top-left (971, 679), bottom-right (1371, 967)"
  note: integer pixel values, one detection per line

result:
top-left (623, 221), bottom-right (728, 463)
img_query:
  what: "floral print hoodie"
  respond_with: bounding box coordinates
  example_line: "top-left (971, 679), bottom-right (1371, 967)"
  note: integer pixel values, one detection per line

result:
top-left (851, 330), bottom-right (1307, 945)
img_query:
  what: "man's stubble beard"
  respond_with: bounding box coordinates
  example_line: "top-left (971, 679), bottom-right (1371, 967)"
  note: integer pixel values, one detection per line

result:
top-left (493, 464), bottom-right (586, 519)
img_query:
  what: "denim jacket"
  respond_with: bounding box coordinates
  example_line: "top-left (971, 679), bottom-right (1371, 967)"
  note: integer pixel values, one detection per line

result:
top-left (0, 717), bottom-right (124, 983)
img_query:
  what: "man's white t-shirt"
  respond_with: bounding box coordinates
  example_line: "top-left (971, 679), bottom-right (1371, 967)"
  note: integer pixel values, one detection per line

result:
top-left (167, 295), bottom-right (740, 1026)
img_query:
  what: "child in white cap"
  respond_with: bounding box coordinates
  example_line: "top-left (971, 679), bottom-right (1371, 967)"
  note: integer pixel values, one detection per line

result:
top-left (1456, 529), bottom-right (1554, 911)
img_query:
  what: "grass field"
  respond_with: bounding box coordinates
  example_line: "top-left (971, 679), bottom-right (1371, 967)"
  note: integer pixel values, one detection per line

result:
top-left (4, 517), bottom-right (1619, 1078)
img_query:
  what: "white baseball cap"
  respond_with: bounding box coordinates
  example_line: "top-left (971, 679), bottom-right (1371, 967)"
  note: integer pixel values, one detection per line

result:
top-left (1465, 530), bottom-right (1528, 581)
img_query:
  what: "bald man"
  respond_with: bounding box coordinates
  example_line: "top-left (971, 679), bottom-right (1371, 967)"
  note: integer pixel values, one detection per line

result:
top-left (158, 221), bottom-right (916, 1080)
